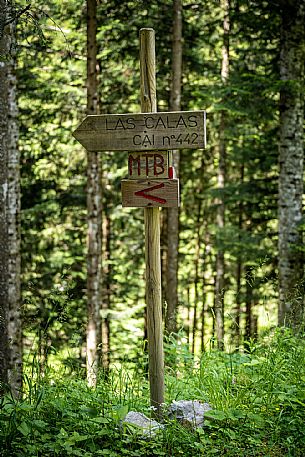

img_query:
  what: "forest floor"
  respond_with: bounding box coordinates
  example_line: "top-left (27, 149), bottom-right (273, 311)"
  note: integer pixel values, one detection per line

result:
top-left (1, 328), bottom-right (305, 456)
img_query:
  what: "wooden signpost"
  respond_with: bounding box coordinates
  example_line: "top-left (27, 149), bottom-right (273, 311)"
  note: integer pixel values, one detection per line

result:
top-left (121, 179), bottom-right (180, 207)
top-left (73, 28), bottom-right (206, 417)
top-left (73, 111), bottom-right (206, 152)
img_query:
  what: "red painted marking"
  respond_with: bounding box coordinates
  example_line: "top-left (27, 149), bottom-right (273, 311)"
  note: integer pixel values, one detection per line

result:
top-left (135, 182), bottom-right (166, 204)
top-left (143, 153), bottom-right (153, 175)
top-left (168, 166), bottom-right (174, 179)
top-left (129, 154), bottom-right (141, 176)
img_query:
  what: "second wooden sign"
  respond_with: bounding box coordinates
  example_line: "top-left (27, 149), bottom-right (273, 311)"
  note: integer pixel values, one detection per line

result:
top-left (121, 179), bottom-right (179, 208)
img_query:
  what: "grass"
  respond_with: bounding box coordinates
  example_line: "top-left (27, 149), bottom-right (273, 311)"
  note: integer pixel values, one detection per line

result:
top-left (1, 328), bottom-right (305, 456)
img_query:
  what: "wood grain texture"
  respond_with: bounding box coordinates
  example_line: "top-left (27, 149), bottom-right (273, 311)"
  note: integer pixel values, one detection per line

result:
top-left (144, 206), bottom-right (164, 411)
top-left (73, 111), bottom-right (206, 152)
top-left (121, 178), bottom-right (179, 207)
top-left (140, 28), bottom-right (165, 414)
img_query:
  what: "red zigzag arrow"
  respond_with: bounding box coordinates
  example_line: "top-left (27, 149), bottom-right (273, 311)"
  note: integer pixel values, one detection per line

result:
top-left (135, 182), bottom-right (166, 204)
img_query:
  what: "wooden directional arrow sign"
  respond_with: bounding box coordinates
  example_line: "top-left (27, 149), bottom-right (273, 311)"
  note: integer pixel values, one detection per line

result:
top-left (73, 111), bottom-right (206, 152)
top-left (121, 179), bottom-right (179, 208)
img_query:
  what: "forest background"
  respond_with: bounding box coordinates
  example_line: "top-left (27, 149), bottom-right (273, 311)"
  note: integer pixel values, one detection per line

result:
top-left (0, 0), bottom-right (305, 455)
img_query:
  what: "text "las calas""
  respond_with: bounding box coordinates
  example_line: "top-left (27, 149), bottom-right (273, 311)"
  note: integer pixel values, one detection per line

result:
top-left (73, 110), bottom-right (206, 151)
top-left (105, 113), bottom-right (199, 131)
top-left (105, 113), bottom-right (204, 149)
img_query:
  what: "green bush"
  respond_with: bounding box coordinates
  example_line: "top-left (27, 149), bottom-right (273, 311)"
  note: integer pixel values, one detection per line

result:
top-left (1, 329), bottom-right (304, 456)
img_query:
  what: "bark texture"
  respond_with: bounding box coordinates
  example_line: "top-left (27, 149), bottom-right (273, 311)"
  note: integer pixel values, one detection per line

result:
top-left (86, 0), bottom-right (102, 387)
top-left (234, 163), bottom-right (244, 348)
top-left (278, 1), bottom-right (305, 326)
top-left (244, 266), bottom-right (253, 343)
top-left (215, 0), bottom-right (230, 350)
top-left (165, 0), bottom-right (183, 335)
top-left (7, 13), bottom-right (22, 395)
top-left (192, 205), bottom-right (201, 354)
top-left (101, 204), bottom-right (110, 371)
top-left (0, 0), bottom-right (10, 393)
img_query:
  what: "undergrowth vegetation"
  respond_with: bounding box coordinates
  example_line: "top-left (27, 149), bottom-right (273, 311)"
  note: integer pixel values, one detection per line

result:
top-left (1, 328), bottom-right (305, 456)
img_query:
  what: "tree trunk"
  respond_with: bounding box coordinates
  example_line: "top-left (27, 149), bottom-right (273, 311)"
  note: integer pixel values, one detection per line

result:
top-left (244, 266), bottom-right (253, 344)
top-left (234, 163), bottom-right (244, 349)
top-left (0, 0), bottom-right (10, 393)
top-left (101, 202), bottom-right (111, 371)
top-left (200, 218), bottom-right (212, 353)
top-left (200, 291), bottom-right (206, 353)
top-left (186, 286), bottom-right (191, 346)
top-left (192, 203), bottom-right (201, 354)
top-left (235, 261), bottom-right (242, 347)
top-left (278, 1), bottom-right (305, 327)
top-left (214, 248), bottom-right (225, 350)
top-left (165, 0), bottom-right (183, 335)
top-left (215, 0), bottom-right (230, 350)
top-left (86, 0), bottom-right (102, 387)
top-left (7, 11), bottom-right (22, 396)
top-left (200, 238), bottom-right (208, 353)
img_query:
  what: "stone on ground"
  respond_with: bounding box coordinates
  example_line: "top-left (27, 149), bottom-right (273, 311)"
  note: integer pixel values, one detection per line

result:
top-left (123, 411), bottom-right (163, 437)
top-left (168, 400), bottom-right (212, 428)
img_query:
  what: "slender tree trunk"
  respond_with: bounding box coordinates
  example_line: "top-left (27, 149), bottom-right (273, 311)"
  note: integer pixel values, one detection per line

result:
top-left (101, 203), bottom-right (110, 371)
top-left (165, 0), bottom-right (183, 335)
top-left (211, 289), bottom-right (216, 349)
top-left (215, 0), bottom-right (230, 350)
top-left (7, 12), bottom-right (22, 395)
top-left (200, 291), bottom-right (206, 353)
top-left (86, 0), bottom-right (102, 387)
top-left (214, 249), bottom-right (225, 350)
top-left (186, 286), bottom-right (190, 346)
top-left (235, 261), bottom-right (242, 347)
top-left (200, 233), bottom-right (208, 353)
top-left (234, 163), bottom-right (244, 348)
top-left (278, 1), bottom-right (305, 327)
top-left (0, 0), bottom-right (10, 393)
top-left (244, 266), bottom-right (253, 344)
top-left (252, 314), bottom-right (258, 341)
top-left (192, 206), bottom-right (201, 354)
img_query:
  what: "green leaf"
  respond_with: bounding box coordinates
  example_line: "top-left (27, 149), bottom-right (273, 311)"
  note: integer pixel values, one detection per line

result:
top-left (18, 421), bottom-right (31, 437)
top-left (112, 405), bottom-right (129, 421)
top-left (288, 397), bottom-right (305, 407)
top-left (96, 451), bottom-right (117, 456)
top-left (92, 416), bottom-right (111, 424)
top-left (80, 406), bottom-right (99, 417)
top-left (69, 431), bottom-right (88, 442)
top-left (204, 410), bottom-right (226, 421)
top-left (226, 408), bottom-right (246, 421)
top-left (32, 419), bottom-right (49, 429)
top-left (247, 413), bottom-right (265, 426)
top-left (224, 429), bottom-right (236, 439)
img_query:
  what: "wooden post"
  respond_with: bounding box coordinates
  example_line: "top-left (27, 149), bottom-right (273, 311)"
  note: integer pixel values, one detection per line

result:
top-left (140, 28), bottom-right (165, 414)
top-left (73, 26), bottom-right (206, 412)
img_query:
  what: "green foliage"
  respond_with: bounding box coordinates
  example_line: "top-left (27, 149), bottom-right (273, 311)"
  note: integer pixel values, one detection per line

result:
top-left (1, 330), bottom-right (305, 456)
top-left (14, 0), bottom-right (292, 361)
top-left (2, 3), bottom-right (304, 455)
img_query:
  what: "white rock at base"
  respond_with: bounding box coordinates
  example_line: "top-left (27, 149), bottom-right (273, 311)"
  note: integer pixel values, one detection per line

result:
top-left (168, 400), bottom-right (212, 428)
top-left (123, 411), bottom-right (163, 437)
